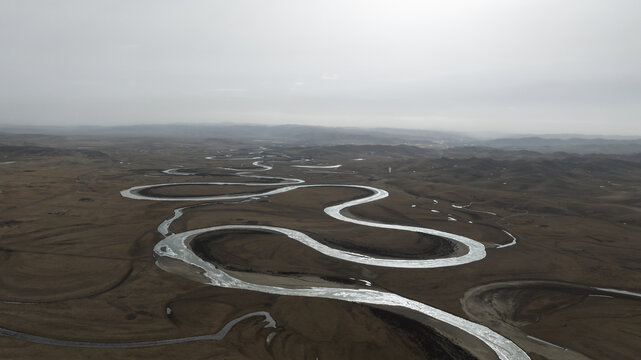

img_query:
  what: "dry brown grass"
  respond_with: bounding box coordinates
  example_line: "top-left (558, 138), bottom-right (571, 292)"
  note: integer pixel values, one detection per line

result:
top-left (0, 137), bottom-right (639, 359)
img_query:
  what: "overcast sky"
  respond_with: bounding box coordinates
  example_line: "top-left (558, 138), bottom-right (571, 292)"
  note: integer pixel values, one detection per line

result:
top-left (1, 0), bottom-right (640, 135)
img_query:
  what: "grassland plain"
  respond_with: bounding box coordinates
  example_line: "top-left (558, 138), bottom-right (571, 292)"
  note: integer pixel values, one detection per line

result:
top-left (0, 134), bottom-right (639, 359)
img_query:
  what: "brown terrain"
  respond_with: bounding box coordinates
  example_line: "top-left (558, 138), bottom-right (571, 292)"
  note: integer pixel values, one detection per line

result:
top-left (0, 133), bottom-right (640, 359)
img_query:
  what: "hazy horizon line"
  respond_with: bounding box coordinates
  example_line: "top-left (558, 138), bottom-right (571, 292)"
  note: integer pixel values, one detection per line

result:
top-left (1, 121), bottom-right (640, 140)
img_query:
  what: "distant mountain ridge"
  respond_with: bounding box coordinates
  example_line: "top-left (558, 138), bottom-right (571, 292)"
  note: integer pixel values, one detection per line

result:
top-left (483, 136), bottom-right (641, 154)
top-left (1, 123), bottom-right (640, 154)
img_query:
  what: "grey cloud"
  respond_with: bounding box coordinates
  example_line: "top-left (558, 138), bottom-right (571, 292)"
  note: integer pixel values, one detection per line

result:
top-left (1, 0), bottom-right (640, 135)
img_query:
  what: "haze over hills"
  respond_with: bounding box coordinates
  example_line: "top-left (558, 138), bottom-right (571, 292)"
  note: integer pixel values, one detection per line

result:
top-left (1, 123), bottom-right (641, 155)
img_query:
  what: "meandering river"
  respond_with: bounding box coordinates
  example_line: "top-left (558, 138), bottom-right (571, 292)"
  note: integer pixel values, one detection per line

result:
top-left (120, 159), bottom-right (530, 360)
